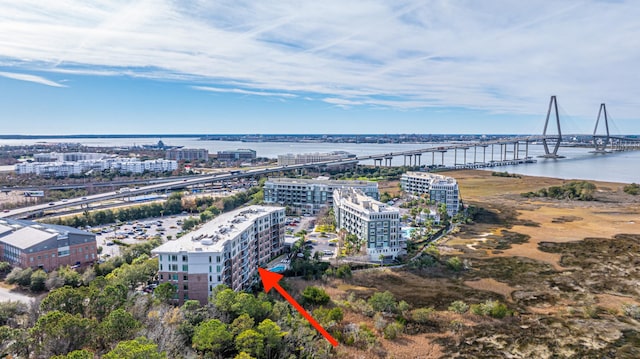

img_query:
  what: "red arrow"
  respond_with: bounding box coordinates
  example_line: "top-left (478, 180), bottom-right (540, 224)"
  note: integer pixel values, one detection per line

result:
top-left (258, 268), bottom-right (338, 347)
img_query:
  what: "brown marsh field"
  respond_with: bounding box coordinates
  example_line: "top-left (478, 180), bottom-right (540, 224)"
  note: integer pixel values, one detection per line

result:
top-left (292, 170), bottom-right (640, 358)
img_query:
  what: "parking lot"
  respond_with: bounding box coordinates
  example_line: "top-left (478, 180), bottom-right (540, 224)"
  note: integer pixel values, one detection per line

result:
top-left (93, 213), bottom-right (194, 259)
top-left (306, 229), bottom-right (338, 259)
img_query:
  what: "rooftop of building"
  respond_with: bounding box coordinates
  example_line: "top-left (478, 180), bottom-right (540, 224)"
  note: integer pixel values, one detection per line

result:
top-left (403, 171), bottom-right (457, 184)
top-left (217, 149), bottom-right (256, 153)
top-left (167, 148), bottom-right (208, 151)
top-left (0, 218), bottom-right (91, 237)
top-left (152, 205), bottom-right (284, 254)
top-left (266, 177), bottom-right (377, 187)
top-left (334, 188), bottom-right (397, 214)
top-left (0, 218), bottom-right (94, 250)
top-left (0, 226), bottom-right (57, 250)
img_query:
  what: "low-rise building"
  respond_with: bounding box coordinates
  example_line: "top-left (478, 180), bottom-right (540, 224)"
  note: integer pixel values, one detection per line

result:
top-left (264, 177), bottom-right (379, 215)
top-left (34, 152), bottom-right (106, 162)
top-left (0, 219), bottom-right (97, 271)
top-left (152, 205), bottom-right (285, 305)
top-left (401, 172), bottom-right (460, 217)
top-left (166, 148), bottom-right (209, 161)
top-left (15, 158), bottom-right (178, 177)
top-left (217, 149), bottom-right (257, 162)
top-left (277, 151), bottom-right (354, 166)
top-left (333, 188), bottom-right (404, 261)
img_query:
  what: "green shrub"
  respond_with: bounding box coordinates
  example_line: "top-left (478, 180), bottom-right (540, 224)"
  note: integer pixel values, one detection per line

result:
top-left (408, 307), bottom-right (435, 323)
top-left (623, 183), bottom-right (640, 195)
top-left (446, 256), bottom-right (463, 271)
top-left (383, 322), bottom-right (404, 340)
top-left (301, 286), bottom-right (330, 306)
top-left (470, 300), bottom-right (510, 318)
top-left (448, 300), bottom-right (469, 314)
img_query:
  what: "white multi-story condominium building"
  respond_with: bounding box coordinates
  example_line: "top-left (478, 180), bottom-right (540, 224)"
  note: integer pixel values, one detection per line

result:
top-left (15, 158), bottom-right (178, 177)
top-left (264, 177), bottom-right (379, 215)
top-left (152, 206), bottom-right (285, 305)
top-left (277, 151), bottom-right (354, 166)
top-left (166, 148), bottom-right (209, 161)
top-left (400, 172), bottom-right (460, 217)
top-left (333, 188), bottom-right (404, 261)
top-left (33, 152), bottom-right (107, 162)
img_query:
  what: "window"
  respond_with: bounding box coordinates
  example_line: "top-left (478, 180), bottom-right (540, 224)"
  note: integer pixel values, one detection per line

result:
top-left (183, 284), bottom-right (188, 290)
top-left (182, 255), bottom-right (188, 262)
top-left (160, 274), bottom-right (163, 280)
top-left (183, 275), bottom-right (188, 281)
top-left (159, 255), bottom-right (163, 261)
top-left (160, 264), bottom-right (163, 271)
top-left (182, 265), bottom-right (188, 272)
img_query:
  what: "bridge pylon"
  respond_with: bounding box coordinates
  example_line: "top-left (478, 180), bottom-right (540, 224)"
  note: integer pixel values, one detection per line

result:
top-left (539, 95), bottom-right (565, 158)
top-left (591, 103), bottom-right (610, 153)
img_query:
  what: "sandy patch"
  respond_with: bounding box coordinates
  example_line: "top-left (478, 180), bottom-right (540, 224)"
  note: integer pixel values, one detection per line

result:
top-left (596, 293), bottom-right (640, 312)
top-left (464, 278), bottom-right (516, 302)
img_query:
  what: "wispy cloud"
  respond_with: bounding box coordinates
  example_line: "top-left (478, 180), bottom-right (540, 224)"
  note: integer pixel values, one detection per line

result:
top-left (0, 71), bottom-right (66, 87)
top-left (192, 86), bottom-right (296, 98)
top-left (0, 1), bottom-right (638, 118)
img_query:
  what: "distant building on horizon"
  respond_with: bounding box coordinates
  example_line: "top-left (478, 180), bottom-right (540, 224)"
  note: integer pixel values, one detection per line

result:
top-left (277, 151), bottom-right (354, 166)
top-left (217, 149), bottom-right (257, 162)
top-left (166, 148), bottom-right (209, 161)
top-left (33, 152), bottom-right (107, 163)
top-left (0, 218), bottom-right (97, 272)
top-left (15, 158), bottom-right (178, 177)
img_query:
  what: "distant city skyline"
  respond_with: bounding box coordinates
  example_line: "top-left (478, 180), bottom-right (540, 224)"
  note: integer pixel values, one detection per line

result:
top-left (0, 1), bottom-right (638, 135)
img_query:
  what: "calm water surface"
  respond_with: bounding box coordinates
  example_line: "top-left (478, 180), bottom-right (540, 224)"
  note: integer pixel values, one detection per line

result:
top-left (2, 138), bottom-right (638, 183)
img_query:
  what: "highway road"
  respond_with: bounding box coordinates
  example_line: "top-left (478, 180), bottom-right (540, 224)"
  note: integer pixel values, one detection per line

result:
top-left (0, 159), bottom-right (359, 220)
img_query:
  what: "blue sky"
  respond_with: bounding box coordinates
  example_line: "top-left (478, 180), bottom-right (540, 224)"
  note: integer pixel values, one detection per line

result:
top-left (0, 1), bottom-right (638, 135)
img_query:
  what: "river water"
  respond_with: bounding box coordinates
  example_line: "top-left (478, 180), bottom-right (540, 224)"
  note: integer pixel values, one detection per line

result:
top-left (2, 137), bottom-right (638, 184)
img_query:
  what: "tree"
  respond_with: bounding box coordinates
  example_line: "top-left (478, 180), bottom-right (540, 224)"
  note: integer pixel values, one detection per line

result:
top-left (231, 292), bottom-right (272, 321)
top-left (192, 319), bottom-right (232, 354)
top-left (88, 283), bottom-right (127, 320)
top-left (234, 352), bottom-right (256, 359)
top-left (301, 286), bottom-right (330, 306)
top-left (51, 349), bottom-right (94, 359)
top-left (235, 329), bottom-right (264, 358)
top-left (257, 319), bottom-right (285, 357)
top-left (230, 314), bottom-right (255, 337)
top-left (30, 310), bottom-right (96, 357)
top-left (40, 286), bottom-right (88, 315)
top-left (99, 308), bottom-right (140, 345)
top-left (30, 269), bottom-right (47, 292)
top-left (154, 282), bottom-right (177, 304)
top-left (103, 337), bottom-right (166, 359)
